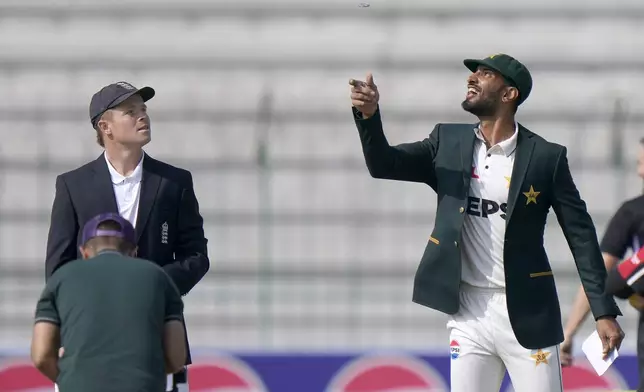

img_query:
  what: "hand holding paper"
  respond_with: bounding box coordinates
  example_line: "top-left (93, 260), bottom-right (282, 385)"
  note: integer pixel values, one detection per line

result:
top-left (581, 330), bottom-right (619, 376)
top-left (595, 316), bottom-right (625, 358)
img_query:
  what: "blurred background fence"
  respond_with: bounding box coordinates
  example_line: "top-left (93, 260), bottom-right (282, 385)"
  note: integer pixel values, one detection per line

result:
top-left (1, 0), bottom-right (644, 358)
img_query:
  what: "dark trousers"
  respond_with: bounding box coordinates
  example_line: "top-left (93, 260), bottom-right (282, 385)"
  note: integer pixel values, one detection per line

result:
top-left (167, 368), bottom-right (188, 392)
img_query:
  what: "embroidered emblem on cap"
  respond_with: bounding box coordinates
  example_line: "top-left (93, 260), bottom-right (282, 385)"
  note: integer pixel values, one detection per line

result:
top-left (116, 81), bottom-right (136, 90)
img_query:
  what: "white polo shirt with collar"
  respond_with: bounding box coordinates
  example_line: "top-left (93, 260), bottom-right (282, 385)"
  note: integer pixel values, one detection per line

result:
top-left (460, 124), bottom-right (518, 289)
top-left (104, 152), bottom-right (144, 228)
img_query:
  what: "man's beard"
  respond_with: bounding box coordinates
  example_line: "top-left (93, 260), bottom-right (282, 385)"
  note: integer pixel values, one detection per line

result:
top-left (461, 94), bottom-right (499, 117)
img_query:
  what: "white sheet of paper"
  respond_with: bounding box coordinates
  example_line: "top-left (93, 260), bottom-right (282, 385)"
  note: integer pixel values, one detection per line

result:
top-left (581, 330), bottom-right (619, 376)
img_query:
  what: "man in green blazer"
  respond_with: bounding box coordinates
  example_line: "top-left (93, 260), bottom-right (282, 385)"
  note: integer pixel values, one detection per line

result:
top-left (349, 53), bottom-right (625, 392)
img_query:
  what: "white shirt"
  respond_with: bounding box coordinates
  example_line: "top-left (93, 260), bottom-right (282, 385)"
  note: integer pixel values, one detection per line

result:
top-left (460, 124), bottom-right (518, 288)
top-left (104, 152), bottom-right (144, 228)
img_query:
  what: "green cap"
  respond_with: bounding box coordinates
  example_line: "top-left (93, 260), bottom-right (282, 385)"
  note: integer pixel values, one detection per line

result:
top-left (463, 53), bottom-right (533, 106)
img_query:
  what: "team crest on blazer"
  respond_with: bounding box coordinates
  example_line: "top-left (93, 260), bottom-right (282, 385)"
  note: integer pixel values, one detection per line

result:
top-left (161, 222), bottom-right (169, 244)
top-left (523, 185), bottom-right (540, 205)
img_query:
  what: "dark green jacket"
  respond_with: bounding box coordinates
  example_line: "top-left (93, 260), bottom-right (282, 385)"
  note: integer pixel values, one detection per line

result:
top-left (354, 107), bottom-right (621, 349)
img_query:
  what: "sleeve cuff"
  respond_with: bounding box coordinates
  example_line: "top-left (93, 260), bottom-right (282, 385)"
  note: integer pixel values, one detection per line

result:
top-left (591, 302), bottom-right (623, 319)
top-left (599, 246), bottom-right (624, 259)
top-left (165, 315), bottom-right (183, 322)
top-left (34, 317), bottom-right (61, 325)
top-left (352, 106), bottom-right (380, 122)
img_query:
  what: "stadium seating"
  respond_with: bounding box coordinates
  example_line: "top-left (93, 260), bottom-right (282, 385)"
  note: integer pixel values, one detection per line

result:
top-left (0, 0), bottom-right (643, 351)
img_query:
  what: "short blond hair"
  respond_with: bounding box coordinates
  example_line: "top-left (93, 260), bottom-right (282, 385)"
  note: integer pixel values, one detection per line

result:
top-left (93, 111), bottom-right (112, 147)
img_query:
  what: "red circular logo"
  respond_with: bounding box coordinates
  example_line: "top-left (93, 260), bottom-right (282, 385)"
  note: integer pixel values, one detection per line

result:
top-left (0, 356), bottom-right (268, 392)
top-left (0, 360), bottom-right (53, 391)
top-left (326, 354), bottom-right (448, 392)
top-left (188, 355), bottom-right (268, 391)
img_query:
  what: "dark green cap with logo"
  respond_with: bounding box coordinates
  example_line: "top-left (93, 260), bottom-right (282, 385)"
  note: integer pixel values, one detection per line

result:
top-left (463, 54), bottom-right (533, 106)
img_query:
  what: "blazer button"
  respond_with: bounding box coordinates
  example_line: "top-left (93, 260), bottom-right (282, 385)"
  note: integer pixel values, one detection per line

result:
top-left (459, 207), bottom-right (465, 213)
top-left (454, 241), bottom-right (458, 247)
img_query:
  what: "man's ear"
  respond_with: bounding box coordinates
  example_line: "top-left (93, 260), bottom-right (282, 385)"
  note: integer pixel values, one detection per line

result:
top-left (79, 246), bottom-right (90, 260)
top-left (97, 111), bottom-right (113, 136)
top-left (98, 122), bottom-right (111, 137)
top-left (503, 86), bottom-right (519, 105)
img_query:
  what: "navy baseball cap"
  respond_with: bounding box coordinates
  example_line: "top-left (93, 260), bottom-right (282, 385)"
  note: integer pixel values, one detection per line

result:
top-left (89, 81), bottom-right (155, 127)
top-left (463, 53), bottom-right (533, 106)
top-left (81, 213), bottom-right (136, 246)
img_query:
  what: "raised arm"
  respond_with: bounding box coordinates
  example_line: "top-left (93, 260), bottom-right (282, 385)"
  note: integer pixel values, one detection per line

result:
top-left (349, 73), bottom-right (439, 187)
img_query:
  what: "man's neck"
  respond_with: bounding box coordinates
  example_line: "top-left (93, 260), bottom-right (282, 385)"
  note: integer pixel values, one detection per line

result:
top-left (104, 145), bottom-right (143, 177)
top-left (83, 246), bottom-right (122, 259)
top-left (94, 247), bottom-right (122, 255)
top-left (478, 115), bottom-right (516, 147)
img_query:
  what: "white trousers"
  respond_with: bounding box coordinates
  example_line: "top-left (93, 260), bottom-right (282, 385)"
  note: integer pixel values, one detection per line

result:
top-left (447, 284), bottom-right (563, 392)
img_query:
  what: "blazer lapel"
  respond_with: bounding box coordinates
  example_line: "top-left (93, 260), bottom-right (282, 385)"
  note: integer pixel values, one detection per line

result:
top-left (135, 155), bottom-right (161, 243)
top-left (92, 155), bottom-right (119, 213)
top-left (461, 125), bottom-right (477, 186)
top-left (506, 126), bottom-right (535, 223)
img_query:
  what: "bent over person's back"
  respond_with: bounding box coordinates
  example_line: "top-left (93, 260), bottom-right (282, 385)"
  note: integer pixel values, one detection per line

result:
top-left (49, 254), bottom-right (182, 391)
top-left (32, 213), bottom-right (184, 392)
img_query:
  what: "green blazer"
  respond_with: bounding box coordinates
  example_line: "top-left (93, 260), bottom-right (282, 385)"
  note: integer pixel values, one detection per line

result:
top-left (353, 107), bottom-right (621, 349)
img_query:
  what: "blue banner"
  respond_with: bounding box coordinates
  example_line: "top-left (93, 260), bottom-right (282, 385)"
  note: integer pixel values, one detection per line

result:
top-left (0, 350), bottom-right (638, 391)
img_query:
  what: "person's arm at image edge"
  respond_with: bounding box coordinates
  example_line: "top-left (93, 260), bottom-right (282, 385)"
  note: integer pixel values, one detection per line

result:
top-left (31, 283), bottom-right (62, 382)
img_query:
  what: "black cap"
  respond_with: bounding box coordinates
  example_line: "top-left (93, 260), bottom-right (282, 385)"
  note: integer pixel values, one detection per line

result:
top-left (81, 212), bottom-right (137, 246)
top-left (463, 54), bottom-right (533, 106)
top-left (89, 81), bottom-right (155, 127)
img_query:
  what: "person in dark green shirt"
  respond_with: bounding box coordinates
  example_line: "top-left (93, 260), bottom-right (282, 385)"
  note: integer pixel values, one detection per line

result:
top-left (31, 212), bottom-right (186, 392)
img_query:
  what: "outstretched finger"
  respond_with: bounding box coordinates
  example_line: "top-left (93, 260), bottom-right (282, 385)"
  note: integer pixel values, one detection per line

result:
top-left (366, 73), bottom-right (375, 87)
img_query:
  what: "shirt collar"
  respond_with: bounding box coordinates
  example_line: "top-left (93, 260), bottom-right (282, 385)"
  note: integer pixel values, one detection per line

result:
top-left (474, 123), bottom-right (519, 157)
top-left (104, 152), bottom-right (144, 185)
top-left (97, 249), bottom-right (123, 256)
